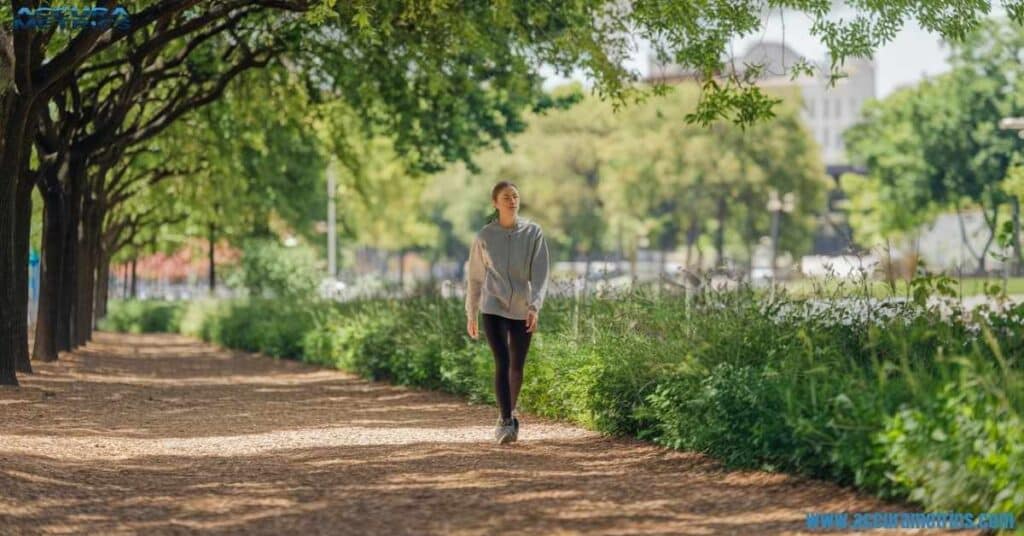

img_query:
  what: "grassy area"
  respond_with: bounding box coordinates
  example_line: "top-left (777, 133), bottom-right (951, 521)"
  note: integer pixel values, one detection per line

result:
top-left (782, 276), bottom-right (1024, 299)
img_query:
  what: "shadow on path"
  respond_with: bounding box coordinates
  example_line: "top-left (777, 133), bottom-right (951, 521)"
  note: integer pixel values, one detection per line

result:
top-left (0, 332), bottom-right (974, 535)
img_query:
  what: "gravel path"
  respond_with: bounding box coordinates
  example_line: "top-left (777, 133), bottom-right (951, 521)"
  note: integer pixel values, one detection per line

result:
top-left (0, 332), bottom-right (977, 535)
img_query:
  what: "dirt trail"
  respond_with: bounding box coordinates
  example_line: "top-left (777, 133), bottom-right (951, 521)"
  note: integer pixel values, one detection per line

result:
top-left (0, 332), bottom-right (977, 535)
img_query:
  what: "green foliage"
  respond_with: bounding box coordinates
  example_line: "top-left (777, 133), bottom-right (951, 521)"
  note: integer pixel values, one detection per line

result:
top-left (100, 300), bottom-right (185, 333)
top-left (197, 299), bottom-right (319, 360)
top-left (845, 19), bottom-right (1024, 258)
top-left (428, 83), bottom-right (827, 267)
top-left (230, 238), bottom-right (322, 300)
top-left (101, 6), bottom-right (1024, 280)
top-left (880, 363), bottom-right (1024, 514)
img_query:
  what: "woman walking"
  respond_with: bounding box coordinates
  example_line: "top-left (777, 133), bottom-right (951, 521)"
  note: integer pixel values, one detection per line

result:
top-left (465, 181), bottom-right (550, 444)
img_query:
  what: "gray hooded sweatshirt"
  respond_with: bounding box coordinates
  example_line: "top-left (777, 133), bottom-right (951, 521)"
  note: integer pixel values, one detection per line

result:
top-left (465, 217), bottom-right (550, 322)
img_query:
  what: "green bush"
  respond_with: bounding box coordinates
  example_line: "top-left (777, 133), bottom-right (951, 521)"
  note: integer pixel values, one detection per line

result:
top-left (100, 300), bottom-right (184, 333)
top-left (879, 347), bottom-right (1024, 515)
top-left (228, 238), bottom-right (321, 299)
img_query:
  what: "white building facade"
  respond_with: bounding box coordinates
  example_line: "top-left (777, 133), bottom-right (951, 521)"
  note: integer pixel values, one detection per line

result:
top-left (648, 42), bottom-right (877, 166)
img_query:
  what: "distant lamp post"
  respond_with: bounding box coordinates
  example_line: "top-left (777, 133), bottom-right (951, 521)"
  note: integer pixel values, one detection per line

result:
top-left (326, 159), bottom-right (338, 279)
top-left (767, 190), bottom-right (796, 282)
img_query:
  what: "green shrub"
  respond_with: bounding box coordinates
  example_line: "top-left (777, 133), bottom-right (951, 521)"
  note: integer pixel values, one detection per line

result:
top-left (100, 300), bottom-right (184, 333)
top-left (229, 238), bottom-right (321, 299)
top-left (879, 348), bottom-right (1024, 516)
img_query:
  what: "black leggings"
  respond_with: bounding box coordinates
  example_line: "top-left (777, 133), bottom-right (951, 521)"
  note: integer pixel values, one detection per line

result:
top-left (482, 313), bottom-right (533, 420)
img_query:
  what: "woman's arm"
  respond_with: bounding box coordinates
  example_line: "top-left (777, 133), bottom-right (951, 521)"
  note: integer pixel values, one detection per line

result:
top-left (527, 230), bottom-right (549, 314)
top-left (465, 237), bottom-right (485, 321)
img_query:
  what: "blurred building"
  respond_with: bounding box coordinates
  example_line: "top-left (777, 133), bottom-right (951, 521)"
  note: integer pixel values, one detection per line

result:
top-left (647, 42), bottom-right (876, 256)
top-left (647, 41), bottom-right (876, 166)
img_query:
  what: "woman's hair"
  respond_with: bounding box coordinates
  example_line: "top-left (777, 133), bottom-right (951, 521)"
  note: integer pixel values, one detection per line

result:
top-left (487, 181), bottom-right (519, 223)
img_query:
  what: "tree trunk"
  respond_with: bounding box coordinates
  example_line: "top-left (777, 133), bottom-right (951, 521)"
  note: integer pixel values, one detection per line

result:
top-left (955, 202), bottom-right (984, 275)
top-left (56, 204), bottom-right (76, 351)
top-left (58, 157), bottom-right (84, 351)
top-left (976, 201), bottom-right (1000, 275)
top-left (616, 220), bottom-right (624, 270)
top-left (0, 41), bottom-right (15, 386)
top-left (130, 256), bottom-right (138, 299)
top-left (628, 242), bottom-right (637, 282)
top-left (714, 196), bottom-right (727, 269)
top-left (13, 175), bottom-right (33, 374)
top-left (90, 208), bottom-right (105, 331)
top-left (0, 85), bottom-right (34, 386)
top-left (398, 249), bottom-right (406, 294)
top-left (685, 219), bottom-right (701, 272)
top-left (74, 220), bottom-right (91, 346)
top-left (1013, 197), bottom-right (1022, 277)
top-left (34, 178), bottom-right (65, 362)
top-left (583, 252), bottom-right (592, 290)
top-left (696, 240), bottom-right (705, 273)
top-left (94, 250), bottom-right (111, 326)
top-left (75, 200), bottom-right (101, 344)
top-left (208, 221), bottom-right (216, 294)
top-left (0, 179), bottom-right (16, 382)
top-left (658, 248), bottom-right (666, 293)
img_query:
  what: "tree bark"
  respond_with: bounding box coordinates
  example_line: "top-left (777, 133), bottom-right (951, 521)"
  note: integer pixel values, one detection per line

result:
top-left (13, 174), bottom-right (34, 374)
top-left (89, 205), bottom-right (105, 333)
top-left (208, 220), bottom-right (216, 294)
top-left (628, 239), bottom-right (637, 282)
top-left (398, 248), bottom-right (406, 293)
top-left (0, 32), bottom-right (15, 385)
top-left (1013, 197), bottom-right (1022, 277)
top-left (714, 196), bottom-right (727, 269)
top-left (0, 87), bottom-right (34, 387)
top-left (0, 170), bottom-right (15, 380)
top-left (34, 177), bottom-right (66, 362)
top-left (976, 201), bottom-right (1000, 275)
top-left (75, 199), bottom-right (101, 345)
top-left (58, 157), bottom-right (85, 351)
top-left (94, 248), bottom-right (111, 326)
top-left (74, 216), bottom-right (91, 346)
top-left (685, 219), bottom-right (701, 272)
top-left (955, 202), bottom-right (982, 266)
top-left (130, 256), bottom-right (138, 299)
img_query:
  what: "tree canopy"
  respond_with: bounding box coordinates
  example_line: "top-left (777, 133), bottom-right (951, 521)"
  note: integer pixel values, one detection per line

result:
top-left (5, 0), bottom-right (1024, 385)
top-left (845, 18), bottom-right (1024, 270)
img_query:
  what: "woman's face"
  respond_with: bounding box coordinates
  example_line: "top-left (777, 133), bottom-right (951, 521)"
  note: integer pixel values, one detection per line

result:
top-left (493, 186), bottom-right (520, 216)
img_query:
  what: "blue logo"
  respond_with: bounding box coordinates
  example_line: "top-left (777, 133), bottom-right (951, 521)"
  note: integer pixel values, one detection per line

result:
top-left (12, 5), bottom-right (131, 31)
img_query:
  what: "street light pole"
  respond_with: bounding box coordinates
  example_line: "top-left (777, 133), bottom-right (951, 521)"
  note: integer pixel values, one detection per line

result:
top-left (327, 159), bottom-right (337, 279)
top-left (770, 206), bottom-right (780, 280)
top-left (767, 190), bottom-right (796, 283)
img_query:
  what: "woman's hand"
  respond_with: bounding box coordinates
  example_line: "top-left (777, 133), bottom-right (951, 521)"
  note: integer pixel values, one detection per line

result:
top-left (526, 310), bottom-right (538, 333)
top-left (467, 318), bottom-right (479, 339)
